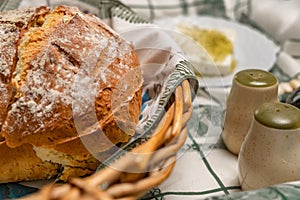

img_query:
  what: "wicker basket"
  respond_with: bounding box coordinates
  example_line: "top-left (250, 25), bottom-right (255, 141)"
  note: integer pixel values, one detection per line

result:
top-left (18, 1), bottom-right (197, 199)
top-left (21, 79), bottom-right (193, 200)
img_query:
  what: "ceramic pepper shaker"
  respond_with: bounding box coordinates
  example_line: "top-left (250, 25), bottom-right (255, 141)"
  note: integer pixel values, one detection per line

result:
top-left (222, 69), bottom-right (278, 155)
top-left (238, 102), bottom-right (300, 190)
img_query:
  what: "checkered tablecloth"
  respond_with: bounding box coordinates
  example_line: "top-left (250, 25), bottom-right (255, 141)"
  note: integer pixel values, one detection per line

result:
top-left (0, 1), bottom-right (299, 199)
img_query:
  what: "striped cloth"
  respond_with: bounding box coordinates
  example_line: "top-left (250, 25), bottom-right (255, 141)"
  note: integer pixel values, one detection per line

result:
top-left (0, 1), bottom-right (299, 200)
top-left (4, 0), bottom-right (297, 80)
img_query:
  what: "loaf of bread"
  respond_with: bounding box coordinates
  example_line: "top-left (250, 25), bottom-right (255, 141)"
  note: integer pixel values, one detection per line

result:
top-left (0, 5), bottom-right (142, 183)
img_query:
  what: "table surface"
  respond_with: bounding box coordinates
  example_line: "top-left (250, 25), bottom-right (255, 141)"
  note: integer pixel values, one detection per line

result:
top-left (0, 1), bottom-right (299, 200)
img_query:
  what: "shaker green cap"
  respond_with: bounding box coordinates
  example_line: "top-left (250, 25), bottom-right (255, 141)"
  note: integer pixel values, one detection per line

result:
top-left (235, 69), bottom-right (277, 87)
top-left (255, 102), bottom-right (300, 129)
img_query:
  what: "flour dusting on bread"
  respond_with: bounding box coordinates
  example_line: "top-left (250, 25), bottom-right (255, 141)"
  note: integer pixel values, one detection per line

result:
top-left (0, 5), bottom-right (142, 183)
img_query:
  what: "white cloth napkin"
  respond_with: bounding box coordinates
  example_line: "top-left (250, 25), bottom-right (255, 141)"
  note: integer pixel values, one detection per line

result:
top-left (225, 0), bottom-right (300, 42)
top-left (225, 0), bottom-right (300, 78)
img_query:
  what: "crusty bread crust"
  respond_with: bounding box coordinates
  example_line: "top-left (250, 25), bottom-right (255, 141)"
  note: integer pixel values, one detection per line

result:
top-left (0, 6), bottom-right (142, 183)
top-left (0, 141), bottom-right (60, 182)
top-left (0, 23), bottom-right (18, 138)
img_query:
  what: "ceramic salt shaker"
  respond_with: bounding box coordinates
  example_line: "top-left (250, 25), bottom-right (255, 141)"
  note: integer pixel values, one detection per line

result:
top-left (222, 69), bottom-right (278, 155)
top-left (238, 102), bottom-right (300, 190)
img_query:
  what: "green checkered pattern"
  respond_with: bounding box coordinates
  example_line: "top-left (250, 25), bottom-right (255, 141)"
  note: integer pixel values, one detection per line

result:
top-left (0, 1), bottom-right (299, 200)
top-left (113, 0), bottom-right (226, 21)
top-left (0, 0), bottom-right (21, 11)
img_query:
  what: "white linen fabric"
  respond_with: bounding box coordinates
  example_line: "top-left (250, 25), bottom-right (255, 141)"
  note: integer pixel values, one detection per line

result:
top-left (0, 0), bottom-right (299, 199)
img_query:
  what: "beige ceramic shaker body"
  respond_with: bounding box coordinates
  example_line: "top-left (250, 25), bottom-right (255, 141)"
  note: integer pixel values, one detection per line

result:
top-left (222, 69), bottom-right (278, 155)
top-left (238, 102), bottom-right (300, 190)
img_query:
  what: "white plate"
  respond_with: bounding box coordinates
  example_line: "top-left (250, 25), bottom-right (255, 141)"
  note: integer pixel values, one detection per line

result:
top-left (154, 16), bottom-right (279, 87)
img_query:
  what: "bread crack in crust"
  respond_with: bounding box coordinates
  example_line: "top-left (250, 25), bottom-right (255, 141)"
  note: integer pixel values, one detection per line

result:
top-left (0, 5), bottom-right (142, 183)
